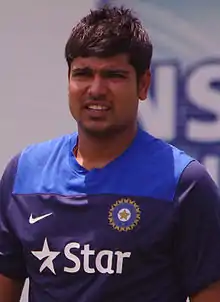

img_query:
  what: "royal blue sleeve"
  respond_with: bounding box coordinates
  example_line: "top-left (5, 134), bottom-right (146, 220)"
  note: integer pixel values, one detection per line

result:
top-left (0, 155), bottom-right (27, 280)
top-left (173, 160), bottom-right (220, 297)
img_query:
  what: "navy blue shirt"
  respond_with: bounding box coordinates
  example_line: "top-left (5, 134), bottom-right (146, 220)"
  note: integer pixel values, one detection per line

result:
top-left (0, 128), bottom-right (220, 301)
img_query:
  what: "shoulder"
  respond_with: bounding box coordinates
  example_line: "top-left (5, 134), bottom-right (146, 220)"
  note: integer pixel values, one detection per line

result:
top-left (19, 133), bottom-right (76, 165)
top-left (128, 129), bottom-right (195, 200)
top-left (0, 133), bottom-right (77, 195)
top-left (138, 129), bottom-right (193, 161)
top-left (138, 129), bottom-right (194, 181)
top-left (175, 160), bottom-right (219, 207)
top-left (18, 132), bottom-right (76, 170)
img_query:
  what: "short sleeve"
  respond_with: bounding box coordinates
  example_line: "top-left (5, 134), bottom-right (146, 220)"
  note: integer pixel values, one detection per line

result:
top-left (0, 155), bottom-right (27, 280)
top-left (173, 160), bottom-right (220, 297)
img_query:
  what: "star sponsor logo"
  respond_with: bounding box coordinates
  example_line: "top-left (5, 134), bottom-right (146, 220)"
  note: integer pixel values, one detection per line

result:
top-left (31, 238), bottom-right (60, 275)
top-left (31, 239), bottom-right (131, 275)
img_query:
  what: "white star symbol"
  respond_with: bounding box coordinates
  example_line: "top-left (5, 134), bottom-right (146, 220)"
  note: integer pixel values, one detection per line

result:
top-left (31, 238), bottom-right (60, 275)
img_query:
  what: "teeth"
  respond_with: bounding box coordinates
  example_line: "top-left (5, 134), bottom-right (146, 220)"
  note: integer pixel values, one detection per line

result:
top-left (88, 105), bottom-right (108, 110)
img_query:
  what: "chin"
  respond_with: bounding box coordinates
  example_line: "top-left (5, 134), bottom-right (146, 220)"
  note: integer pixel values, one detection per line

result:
top-left (84, 128), bottom-right (113, 138)
top-left (80, 123), bottom-right (122, 138)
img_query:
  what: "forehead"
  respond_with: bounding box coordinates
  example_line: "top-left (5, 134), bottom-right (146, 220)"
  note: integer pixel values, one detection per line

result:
top-left (71, 54), bottom-right (133, 71)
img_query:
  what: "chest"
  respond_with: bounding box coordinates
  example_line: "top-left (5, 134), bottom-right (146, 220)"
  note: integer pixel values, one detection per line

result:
top-left (11, 193), bottom-right (175, 254)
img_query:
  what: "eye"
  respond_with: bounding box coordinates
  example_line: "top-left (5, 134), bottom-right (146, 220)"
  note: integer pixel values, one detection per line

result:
top-left (71, 69), bottom-right (93, 78)
top-left (105, 71), bottom-right (127, 79)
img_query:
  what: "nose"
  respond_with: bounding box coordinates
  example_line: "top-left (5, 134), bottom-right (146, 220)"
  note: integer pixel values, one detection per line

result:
top-left (88, 74), bottom-right (107, 97)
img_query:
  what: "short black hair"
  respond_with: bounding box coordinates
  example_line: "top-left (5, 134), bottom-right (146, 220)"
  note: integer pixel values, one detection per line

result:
top-left (65, 6), bottom-right (153, 79)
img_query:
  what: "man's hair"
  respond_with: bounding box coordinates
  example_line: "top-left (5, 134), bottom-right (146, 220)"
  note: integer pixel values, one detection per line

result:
top-left (65, 6), bottom-right (153, 79)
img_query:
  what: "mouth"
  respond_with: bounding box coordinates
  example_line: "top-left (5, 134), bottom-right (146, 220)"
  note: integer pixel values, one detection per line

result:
top-left (86, 104), bottom-right (110, 111)
top-left (83, 104), bottom-right (111, 120)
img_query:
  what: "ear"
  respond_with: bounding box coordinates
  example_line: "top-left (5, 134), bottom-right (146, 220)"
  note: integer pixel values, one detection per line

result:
top-left (138, 70), bottom-right (151, 101)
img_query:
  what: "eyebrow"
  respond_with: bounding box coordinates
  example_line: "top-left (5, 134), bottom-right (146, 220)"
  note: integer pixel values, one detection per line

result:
top-left (71, 67), bottom-right (130, 75)
top-left (71, 67), bottom-right (91, 73)
top-left (104, 69), bottom-right (130, 75)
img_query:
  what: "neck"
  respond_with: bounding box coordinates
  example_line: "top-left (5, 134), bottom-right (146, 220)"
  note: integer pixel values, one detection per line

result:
top-left (75, 124), bottom-right (138, 170)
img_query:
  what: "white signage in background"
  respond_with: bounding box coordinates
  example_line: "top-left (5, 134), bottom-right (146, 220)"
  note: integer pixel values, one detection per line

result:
top-left (99, 0), bottom-right (220, 185)
top-left (139, 59), bottom-right (220, 184)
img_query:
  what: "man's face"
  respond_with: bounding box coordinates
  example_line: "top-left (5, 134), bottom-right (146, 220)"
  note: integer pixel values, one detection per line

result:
top-left (68, 54), bottom-right (150, 137)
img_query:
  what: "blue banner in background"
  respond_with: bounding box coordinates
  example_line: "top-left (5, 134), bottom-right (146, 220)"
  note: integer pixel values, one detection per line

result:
top-left (98, 0), bottom-right (220, 185)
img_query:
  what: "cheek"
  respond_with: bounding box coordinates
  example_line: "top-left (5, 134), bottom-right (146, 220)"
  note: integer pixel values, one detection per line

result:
top-left (69, 79), bottom-right (88, 94)
top-left (112, 84), bottom-right (138, 108)
top-left (68, 83), bottom-right (83, 104)
top-left (68, 88), bottom-right (82, 118)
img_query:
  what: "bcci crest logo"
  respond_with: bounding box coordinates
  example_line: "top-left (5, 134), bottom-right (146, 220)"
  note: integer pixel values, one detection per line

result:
top-left (108, 198), bottom-right (141, 232)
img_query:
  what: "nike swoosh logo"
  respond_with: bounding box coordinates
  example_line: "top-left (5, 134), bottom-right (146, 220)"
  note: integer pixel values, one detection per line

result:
top-left (29, 213), bottom-right (53, 224)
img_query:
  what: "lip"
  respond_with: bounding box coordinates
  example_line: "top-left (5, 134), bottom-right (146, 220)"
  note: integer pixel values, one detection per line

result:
top-left (84, 107), bottom-right (110, 116)
top-left (83, 101), bottom-right (111, 110)
top-left (85, 106), bottom-right (111, 112)
top-left (83, 103), bottom-right (111, 118)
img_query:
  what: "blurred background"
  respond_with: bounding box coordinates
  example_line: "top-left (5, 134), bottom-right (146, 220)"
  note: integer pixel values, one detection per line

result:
top-left (0, 1), bottom-right (219, 301)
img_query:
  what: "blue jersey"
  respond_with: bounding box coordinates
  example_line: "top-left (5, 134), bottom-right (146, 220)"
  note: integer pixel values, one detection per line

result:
top-left (1, 128), bottom-right (220, 302)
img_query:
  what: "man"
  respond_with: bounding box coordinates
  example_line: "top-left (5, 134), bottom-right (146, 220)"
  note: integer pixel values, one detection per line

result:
top-left (0, 5), bottom-right (220, 302)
